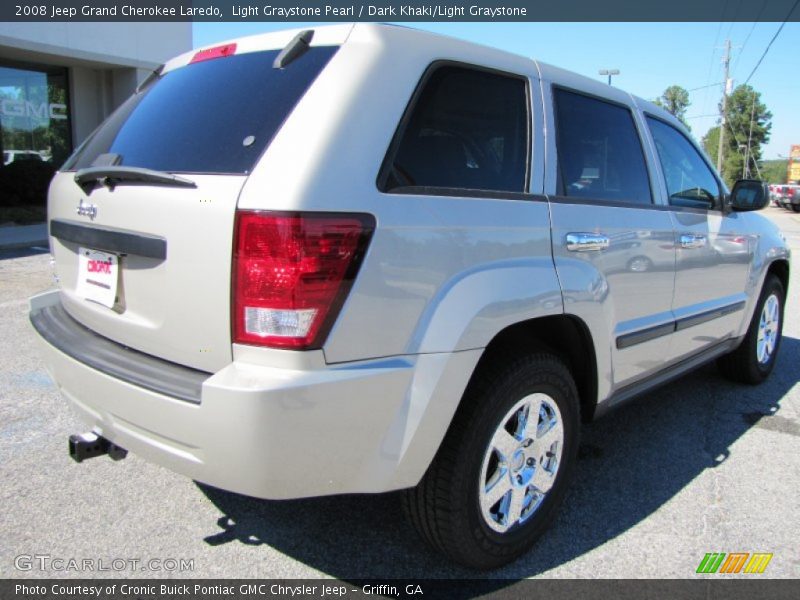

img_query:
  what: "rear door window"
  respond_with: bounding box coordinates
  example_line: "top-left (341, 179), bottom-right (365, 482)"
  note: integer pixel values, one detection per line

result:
top-left (64, 46), bottom-right (338, 174)
top-left (380, 65), bottom-right (529, 194)
top-left (553, 88), bottom-right (652, 205)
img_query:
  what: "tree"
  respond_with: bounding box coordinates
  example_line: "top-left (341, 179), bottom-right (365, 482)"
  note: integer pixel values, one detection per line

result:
top-left (703, 84), bottom-right (772, 187)
top-left (654, 85), bottom-right (691, 129)
top-left (760, 160), bottom-right (788, 184)
top-left (702, 126), bottom-right (720, 161)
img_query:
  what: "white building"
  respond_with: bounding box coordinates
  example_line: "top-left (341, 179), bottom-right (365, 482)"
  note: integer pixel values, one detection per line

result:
top-left (0, 22), bottom-right (191, 166)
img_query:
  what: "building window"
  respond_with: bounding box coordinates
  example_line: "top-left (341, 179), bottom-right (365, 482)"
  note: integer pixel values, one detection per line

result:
top-left (0, 60), bottom-right (71, 220)
top-left (0, 61), bottom-right (72, 167)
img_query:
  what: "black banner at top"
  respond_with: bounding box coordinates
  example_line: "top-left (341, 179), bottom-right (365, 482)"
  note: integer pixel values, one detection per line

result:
top-left (3, 0), bottom-right (800, 22)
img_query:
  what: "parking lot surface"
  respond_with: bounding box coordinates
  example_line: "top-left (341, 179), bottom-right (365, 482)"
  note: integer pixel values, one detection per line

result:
top-left (1, 207), bottom-right (798, 579)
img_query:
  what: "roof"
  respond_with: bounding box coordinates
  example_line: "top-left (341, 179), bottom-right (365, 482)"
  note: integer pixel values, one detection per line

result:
top-left (165, 23), bottom-right (689, 135)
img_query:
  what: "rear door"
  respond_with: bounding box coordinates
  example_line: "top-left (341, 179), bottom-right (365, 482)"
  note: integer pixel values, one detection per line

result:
top-left (49, 42), bottom-right (339, 372)
top-left (545, 85), bottom-right (676, 391)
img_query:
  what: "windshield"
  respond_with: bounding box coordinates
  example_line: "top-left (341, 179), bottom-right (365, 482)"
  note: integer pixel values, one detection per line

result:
top-left (63, 46), bottom-right (338, 174)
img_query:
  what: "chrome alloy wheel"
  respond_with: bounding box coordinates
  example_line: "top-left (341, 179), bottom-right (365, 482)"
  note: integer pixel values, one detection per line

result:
top-left (479, 393), bottom-right (564, 533)
top-left (757, 294), bottom-right (780, 365)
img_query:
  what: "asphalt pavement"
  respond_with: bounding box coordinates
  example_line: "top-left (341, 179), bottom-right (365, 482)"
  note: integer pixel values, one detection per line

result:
top-left (0, 207), bottom-right (798, 580)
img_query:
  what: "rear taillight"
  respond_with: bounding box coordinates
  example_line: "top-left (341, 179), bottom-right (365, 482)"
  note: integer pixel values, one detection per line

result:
top-left (232, 211), bottom-right (374, 349)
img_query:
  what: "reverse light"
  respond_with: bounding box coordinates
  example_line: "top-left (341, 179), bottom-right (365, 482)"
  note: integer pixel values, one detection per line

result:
top-left (232, 211), bottom-right (374, 349)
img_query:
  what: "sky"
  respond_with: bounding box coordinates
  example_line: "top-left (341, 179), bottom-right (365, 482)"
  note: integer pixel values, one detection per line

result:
top-left (194, 21), bottom-right (798, 161)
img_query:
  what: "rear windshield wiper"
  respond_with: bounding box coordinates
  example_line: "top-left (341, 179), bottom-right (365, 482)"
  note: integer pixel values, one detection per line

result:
top-left (273, 30), bottom-right (314, 69)
top-left (74, 166), bottom-right (197, 194)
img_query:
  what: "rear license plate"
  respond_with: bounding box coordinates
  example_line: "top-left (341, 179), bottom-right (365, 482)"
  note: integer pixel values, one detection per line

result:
top-left (76, 247), bottom-right (118, 308)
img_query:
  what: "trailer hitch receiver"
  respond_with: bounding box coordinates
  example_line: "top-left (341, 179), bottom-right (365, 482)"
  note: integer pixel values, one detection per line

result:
top-left (68, 432), bottom-right (128, 463)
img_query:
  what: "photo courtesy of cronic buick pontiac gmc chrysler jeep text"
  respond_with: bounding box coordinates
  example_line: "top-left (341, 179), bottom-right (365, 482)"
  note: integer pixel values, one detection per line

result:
top-left (30, 24), bottom-right (789, 569)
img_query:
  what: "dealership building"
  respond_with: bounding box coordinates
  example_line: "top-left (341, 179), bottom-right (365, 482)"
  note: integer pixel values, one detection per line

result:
top-left (0, 22), bottom-right (191, 167)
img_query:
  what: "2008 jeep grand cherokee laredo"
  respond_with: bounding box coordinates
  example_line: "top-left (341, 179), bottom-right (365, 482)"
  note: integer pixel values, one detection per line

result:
top-left (30, 24), bottom-right (790, 569)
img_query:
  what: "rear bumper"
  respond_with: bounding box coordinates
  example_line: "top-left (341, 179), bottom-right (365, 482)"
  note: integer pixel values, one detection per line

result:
top-left (30, 290), bottom-right (481, 499)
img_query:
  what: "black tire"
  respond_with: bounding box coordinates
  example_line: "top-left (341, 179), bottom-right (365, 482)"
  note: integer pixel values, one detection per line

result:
top-left (403, 352), bottom-right (580, 569)
top-left (792, 204), bottom-right (800, 213)
top-left (718, 274), bottom-right (785, 384)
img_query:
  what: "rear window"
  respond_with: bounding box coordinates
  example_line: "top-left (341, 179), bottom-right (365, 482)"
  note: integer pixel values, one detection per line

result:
top-left (64, 46), bottom-right (338, 174)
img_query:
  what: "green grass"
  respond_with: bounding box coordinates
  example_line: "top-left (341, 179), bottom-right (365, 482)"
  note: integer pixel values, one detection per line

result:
top-left (0, 205), bottom-right (47, 225)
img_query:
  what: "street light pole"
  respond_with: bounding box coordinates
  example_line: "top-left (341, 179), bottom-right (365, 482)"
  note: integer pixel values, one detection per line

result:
top-left (598, 69), bottom-right (620, 85)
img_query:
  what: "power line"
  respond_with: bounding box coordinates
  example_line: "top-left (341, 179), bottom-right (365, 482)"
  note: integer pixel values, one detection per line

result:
top-left (743, 0), bottom-right (800, 85)
top-left (733, 22), bottom-right (757, 68)
top-left (687, 82), bottom-right (724, 92)
top-left (685, 114), bottom-right (719, 120)
top-left (723, 0), bottom-right (742, 43)
top-left (730, 0), bottom-right (768, 74)
top-left (699, 18), bottom-right (727, 127)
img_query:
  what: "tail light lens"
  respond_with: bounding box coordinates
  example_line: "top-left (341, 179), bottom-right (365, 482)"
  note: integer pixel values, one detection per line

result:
top-left (233, 211), bottom-right (375, 349)
top-left (190, 43), bottom-right (237, 64)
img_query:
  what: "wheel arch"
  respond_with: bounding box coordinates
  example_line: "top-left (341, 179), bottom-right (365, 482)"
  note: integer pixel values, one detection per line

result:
top-left (468, 314), bottom-right (598, 422)
top-left (767, 259), bottom-right (790, 295)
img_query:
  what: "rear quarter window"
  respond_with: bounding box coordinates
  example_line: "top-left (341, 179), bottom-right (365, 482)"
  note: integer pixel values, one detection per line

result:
top-left (380, 64), bottom-right (530, 194)
top-left (64, 46), bottom-right (338, 174)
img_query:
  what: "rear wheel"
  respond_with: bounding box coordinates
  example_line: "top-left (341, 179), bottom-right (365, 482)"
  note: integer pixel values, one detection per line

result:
top-left (403, 352), bottom-right (579, 569)
top-left (718, 274), bottom-right (784, 384)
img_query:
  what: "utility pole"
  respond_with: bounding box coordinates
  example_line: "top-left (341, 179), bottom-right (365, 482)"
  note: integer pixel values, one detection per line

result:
top-left (716, 40), bottom-right (731, 176)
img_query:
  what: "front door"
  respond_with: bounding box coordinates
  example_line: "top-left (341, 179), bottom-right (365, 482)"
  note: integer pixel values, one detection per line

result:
top-left (645, 116), bottom-right (752, 359)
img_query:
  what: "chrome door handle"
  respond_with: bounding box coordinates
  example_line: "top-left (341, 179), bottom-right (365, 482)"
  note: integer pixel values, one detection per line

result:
top-left (679, 234), bottom-right (707, 249)
top-left (566, 232), bottom-right (610, 252)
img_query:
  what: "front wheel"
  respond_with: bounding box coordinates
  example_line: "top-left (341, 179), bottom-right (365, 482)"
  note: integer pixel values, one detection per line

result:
top-left (718, 274), bottom-right (785, 384)
top-left (627, 256), bottom-right (653, 273)
top-left (403, 352), bottom-right (580, 569)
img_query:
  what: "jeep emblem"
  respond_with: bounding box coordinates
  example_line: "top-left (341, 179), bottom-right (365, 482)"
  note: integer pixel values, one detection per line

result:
top-left (76, 199), bottom-right (97, 220)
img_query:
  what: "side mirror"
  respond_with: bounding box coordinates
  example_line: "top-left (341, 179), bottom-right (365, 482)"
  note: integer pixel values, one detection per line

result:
top-left (730, 179), bottom-right (769, 212)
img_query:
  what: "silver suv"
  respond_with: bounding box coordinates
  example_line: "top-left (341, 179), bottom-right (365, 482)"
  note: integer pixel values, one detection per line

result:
top-left (31, 24), bottom-right (789, 569)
